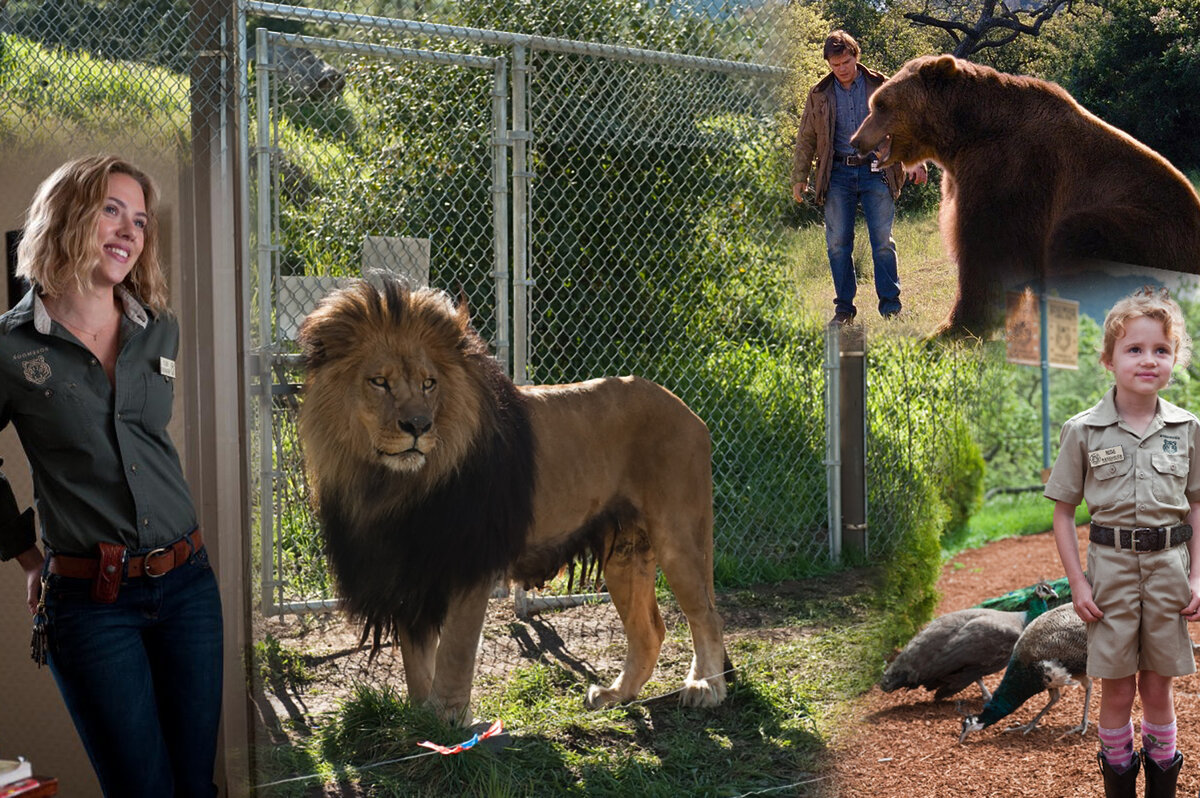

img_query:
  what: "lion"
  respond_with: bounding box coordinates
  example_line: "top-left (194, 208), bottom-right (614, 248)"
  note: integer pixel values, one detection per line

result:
top-left (296, 276), bottom-right (728, 724)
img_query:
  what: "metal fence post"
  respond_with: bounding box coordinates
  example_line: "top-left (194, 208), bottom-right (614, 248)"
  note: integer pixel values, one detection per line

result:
top-left (839, 323), bottom-right (867, 558)
top-left (511, 43), bottom-right (530, 386)
top-left (824, 324), bottom-right (841, 560)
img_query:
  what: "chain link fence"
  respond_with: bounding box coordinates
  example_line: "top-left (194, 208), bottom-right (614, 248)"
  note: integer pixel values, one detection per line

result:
top-left (242, 2), bottom-right (848, 615)
top-left (0, 0), bottom-right (1014, 616)
top-left (0, 0), bottom-right (996, 607)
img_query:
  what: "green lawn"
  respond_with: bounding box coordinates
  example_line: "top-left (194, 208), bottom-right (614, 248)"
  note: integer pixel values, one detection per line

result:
top-left (942, 491), bottom-right (1091, 557)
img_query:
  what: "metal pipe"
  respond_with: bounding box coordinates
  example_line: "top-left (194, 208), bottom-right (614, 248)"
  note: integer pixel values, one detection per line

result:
top-left (244, 1), bottom-right (784, 77)
top-left (824, 323), bottom-right (842, 561)
top-left (491, 58), bottom-right (511, 371)
top-left (511, 44), bottom-right (529, 384)
top-left (264, 30), bottom-right (499, 69)
top-left (254, 25), bottom-right (278, 615)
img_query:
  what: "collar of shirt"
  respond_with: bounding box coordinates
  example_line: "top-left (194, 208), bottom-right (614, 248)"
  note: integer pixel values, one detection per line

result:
top-left (29, 285), bottom-right (149, 335)
top-left (833, 71), bottom-right (864, 95)
top-left (1083, 384), bottom-right (1193, 428)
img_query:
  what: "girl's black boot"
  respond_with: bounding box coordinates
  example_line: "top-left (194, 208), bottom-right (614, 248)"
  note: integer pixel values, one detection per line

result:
top-left (1142, 750), bottom-right (1182, 798)
top-left (1098, 751), bottom-right (1141, 798)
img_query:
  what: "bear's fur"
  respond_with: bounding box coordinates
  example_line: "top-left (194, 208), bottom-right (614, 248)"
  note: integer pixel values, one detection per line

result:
top-left (851, 55), bottom-right (1200, 335)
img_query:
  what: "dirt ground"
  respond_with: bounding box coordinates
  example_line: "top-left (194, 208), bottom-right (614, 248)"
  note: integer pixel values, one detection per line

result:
top-left (830, 524), bottom-right (1200, 798)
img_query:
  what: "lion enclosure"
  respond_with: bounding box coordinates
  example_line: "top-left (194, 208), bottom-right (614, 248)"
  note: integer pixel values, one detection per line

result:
top-left (249, 4), bottom-right (979, 618)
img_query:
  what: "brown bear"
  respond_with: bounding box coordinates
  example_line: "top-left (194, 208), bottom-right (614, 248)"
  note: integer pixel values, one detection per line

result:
top-left (850, 55), bottom-right (1200, 335)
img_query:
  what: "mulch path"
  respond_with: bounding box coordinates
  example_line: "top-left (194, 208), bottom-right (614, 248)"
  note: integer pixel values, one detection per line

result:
top-left (829, 524), bottom-right (1200, 797)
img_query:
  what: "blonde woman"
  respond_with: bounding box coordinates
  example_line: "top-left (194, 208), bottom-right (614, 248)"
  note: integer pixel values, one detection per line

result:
top-left (0, 155), bottom-right (221, 797)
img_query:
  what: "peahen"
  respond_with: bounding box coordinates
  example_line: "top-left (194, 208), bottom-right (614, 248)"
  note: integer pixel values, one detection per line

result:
top-left (958, 603), bottom-right (1091, 743)
top-left (880, 580), bottom-right (1060, 702)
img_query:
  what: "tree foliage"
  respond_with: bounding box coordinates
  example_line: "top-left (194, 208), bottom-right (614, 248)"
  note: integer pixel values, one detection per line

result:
top-left (901, 0), bottom-right (1076, 58)
top-left (1043, 0), bottom-right (1200, 168)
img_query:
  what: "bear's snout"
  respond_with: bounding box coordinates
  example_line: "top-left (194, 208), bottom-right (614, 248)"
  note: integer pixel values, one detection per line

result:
top-left (850, 118), bottom-right (887, 157)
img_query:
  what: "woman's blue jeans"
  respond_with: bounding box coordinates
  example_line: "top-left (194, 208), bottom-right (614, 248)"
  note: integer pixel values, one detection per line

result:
top-left (823, 162), bottom-right (900, 317)
top-left (44, 545), bottom-right (223, 797)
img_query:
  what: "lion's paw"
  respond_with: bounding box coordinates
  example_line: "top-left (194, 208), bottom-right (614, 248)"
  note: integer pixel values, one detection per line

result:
top-left (680, 676), bottom-right (726, 707)
top-left (584, 684), bottom-right (624, 709)
top-left (428, 697), bottom-right (475, 727)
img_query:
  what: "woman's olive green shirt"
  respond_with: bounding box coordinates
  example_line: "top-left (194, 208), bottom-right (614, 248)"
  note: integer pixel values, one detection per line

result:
top-left (0, 288), bottom-right (196, 559)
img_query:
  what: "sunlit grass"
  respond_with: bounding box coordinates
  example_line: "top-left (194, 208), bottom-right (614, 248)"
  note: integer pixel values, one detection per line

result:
top-left (0, 33), bottom-right (188, 144)
top-left (783, 211), bottom-right (955, 336)
top-left (941, 491), bottom-right (1091, 557)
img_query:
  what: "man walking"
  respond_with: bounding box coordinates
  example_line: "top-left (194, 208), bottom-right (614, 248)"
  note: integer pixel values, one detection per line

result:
top-left (792, 30), bottom-right (926, 325)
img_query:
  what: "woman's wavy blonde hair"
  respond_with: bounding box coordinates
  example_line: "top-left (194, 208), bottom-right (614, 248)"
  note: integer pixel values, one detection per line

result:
top-left (17, 154), bottom-right (168, 311)
top-left (1101, 285), bottom-right (1192, 370)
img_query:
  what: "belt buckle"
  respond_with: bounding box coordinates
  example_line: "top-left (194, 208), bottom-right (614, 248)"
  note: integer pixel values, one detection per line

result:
top-left (143, 546), bottom-right (172, 577)
top-left (1131, 527), bottom-right (1155, 553)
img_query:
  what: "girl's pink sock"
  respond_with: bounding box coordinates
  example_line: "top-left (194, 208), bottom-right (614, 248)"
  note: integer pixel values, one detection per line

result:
top-left (1141, 718), bottom-right (1178, 767)
top-left (1099, 721), bottom-right (1135, 772)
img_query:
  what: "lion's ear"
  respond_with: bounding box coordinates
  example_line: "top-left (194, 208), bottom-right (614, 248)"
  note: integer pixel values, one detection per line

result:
top-left (298, 310), bottom-right (331, 369)
top-left (454, 287), bottom-right (473, 331)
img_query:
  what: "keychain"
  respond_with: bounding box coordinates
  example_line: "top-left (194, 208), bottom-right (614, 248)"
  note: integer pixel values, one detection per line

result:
top-left (30, 576), bottom-right (48, 667)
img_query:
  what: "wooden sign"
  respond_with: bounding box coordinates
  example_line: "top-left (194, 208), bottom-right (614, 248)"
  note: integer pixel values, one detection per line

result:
top-left (1005, 290), bottom-right (1078, 369)
top-left (1046, 296), bottom-right (1079, 370)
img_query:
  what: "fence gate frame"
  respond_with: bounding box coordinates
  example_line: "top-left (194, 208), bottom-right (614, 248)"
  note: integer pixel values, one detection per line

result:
top-left (239, 2), bottom-right (808, 619)
top-left (242, 22), bottom-right (510, 616)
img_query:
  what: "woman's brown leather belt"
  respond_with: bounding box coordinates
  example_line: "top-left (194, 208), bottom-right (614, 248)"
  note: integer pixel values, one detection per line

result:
top-left (48, 529), bottom-right (204, 579)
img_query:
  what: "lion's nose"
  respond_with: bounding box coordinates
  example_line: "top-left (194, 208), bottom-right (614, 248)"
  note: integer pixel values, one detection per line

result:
top-left (399, 415), bottom-right (432, 436)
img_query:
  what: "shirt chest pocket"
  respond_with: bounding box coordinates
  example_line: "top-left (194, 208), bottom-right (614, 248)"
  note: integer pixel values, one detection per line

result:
top-left (1092, 455), bottom-right (1133, 482)
top-left (132, 372), bottom-right (175, 432)
top-left (1151, 452), bottom-right (1189, 495)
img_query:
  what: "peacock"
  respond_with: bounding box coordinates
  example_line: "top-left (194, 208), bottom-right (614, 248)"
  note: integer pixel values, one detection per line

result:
top-left (973, 575), bottom-right (1071, 611)
top-left (958, 603), bottom-right (1091, 743)
top-left (880, 580), bottom-right (1060, 702)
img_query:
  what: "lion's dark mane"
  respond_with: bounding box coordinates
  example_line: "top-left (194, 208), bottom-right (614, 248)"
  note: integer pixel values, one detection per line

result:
top-left (314, 279), bottom-right (536, 644)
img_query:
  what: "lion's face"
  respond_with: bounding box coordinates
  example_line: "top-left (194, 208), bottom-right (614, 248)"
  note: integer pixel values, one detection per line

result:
top-left (298, 279), bottom-right (489, 509)
top-left (357, 347), bottom-right (441, 472)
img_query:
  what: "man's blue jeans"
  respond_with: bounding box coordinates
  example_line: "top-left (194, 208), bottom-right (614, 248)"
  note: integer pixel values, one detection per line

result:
top-left (44, 544), bottom-right (223, 797)
top-left (823, 162), bottom-right (900, 317)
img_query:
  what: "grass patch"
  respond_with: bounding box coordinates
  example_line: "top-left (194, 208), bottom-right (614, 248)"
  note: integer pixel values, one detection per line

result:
top-left (254, 578), bottom-right (884, 796)
top-left (0, 33), bottom-right (188, 145)
top-left (784, 210), bottom-right (955, 333)
top-left (941, 491), bottom-right (1092, 557)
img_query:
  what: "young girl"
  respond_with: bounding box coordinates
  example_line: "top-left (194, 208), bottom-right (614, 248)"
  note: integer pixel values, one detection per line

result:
top-left (1045, 287), bottom-right (1200, 798)
top-left (0, 155), bottom-right (222, 796)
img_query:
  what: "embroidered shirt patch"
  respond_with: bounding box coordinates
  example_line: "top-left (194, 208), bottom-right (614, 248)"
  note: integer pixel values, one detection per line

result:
top-left (1163, 438), bottom-right (1180, 454)
top-left (22, 355), bottom-right (51, 385)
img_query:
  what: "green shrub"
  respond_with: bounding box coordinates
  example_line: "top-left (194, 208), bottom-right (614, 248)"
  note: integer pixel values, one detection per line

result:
top-left (934, 415), bottom-right (985, 541)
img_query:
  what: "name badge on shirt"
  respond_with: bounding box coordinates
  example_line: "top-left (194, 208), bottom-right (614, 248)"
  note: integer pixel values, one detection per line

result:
top-left (159, 357), bottom-right (176, 379)
top-left (1088, 446), bottom-right (1124, 468)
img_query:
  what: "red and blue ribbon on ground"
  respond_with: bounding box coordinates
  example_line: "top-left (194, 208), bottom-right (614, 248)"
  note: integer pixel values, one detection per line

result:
top-left (418, 719), bottom-right (504, 755)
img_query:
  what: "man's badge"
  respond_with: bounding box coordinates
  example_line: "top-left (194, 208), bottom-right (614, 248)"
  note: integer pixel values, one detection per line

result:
top-left (22, 355), bottom-right (51, 386)
top-left (1088, 446), bottom-right (1125, 467)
